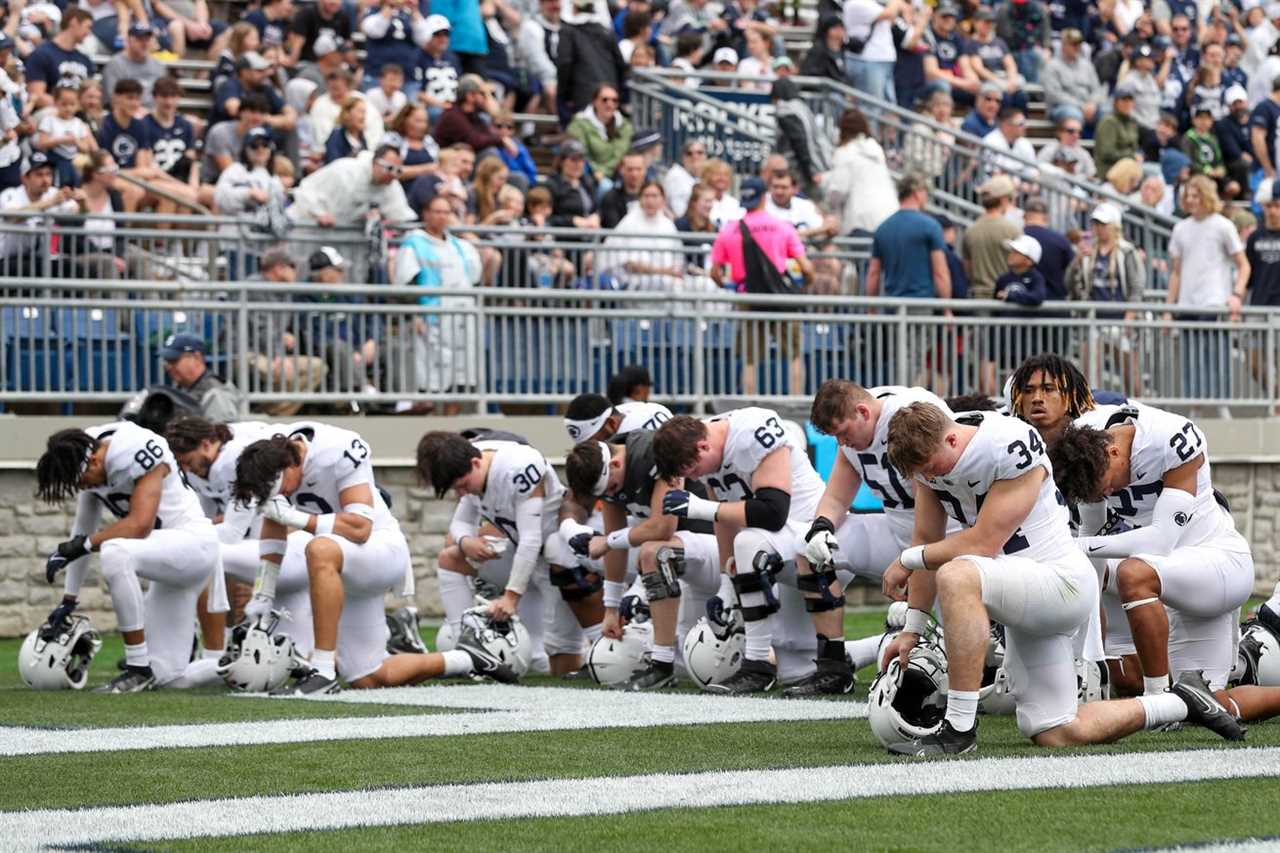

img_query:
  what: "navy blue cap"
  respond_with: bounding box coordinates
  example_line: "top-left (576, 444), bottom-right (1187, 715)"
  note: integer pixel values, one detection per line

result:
top-left (128, 21), bottom-right (153, 37)
top-left (0, 33), bottom-right (13, 51)
top-left (738, 176), bottom-right (766, 209)
top-left (160, 333), bottom-right (205, 360)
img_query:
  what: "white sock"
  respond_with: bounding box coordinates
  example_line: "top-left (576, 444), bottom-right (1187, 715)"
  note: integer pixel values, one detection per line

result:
top-left (1138, 693), bottom-right (1188, 729)
top-left (651, 644), bottom-right (675, 664)
top-left (583, 622), bottom-right (603, 645)
top-left (438, 568), bottom-right (476, 628)
top-left (125, 641), bottom-right (150, 668)
top-left (312, 648), bottom-right (336, 680)
top-left (441, 649), bottom-right (473, 677)
top-left (744, 618), bottom-right (773, 662)
top-left (848, 635), bottom-right (884, 671)
top-left (1144, 675), bottom-right (1170, 695)
top-left (945, 689), bottom-right (979, 733)
top-left (202, 648), bottom-right (224, 661)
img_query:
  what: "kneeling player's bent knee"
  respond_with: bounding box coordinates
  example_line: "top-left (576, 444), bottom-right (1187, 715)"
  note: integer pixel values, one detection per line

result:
top-left (1115, 558), bottom-right (1159, 601)
top-left (636, 539), bottom-right (665, 571)
top-left (732, 529), bottom-right (782, 622)
top-left (437, 545), bottom-right (471, 573)
top-left (305, 536), bottom-right (344, 572)
top-left (936, 559), bottom-right (981, 600)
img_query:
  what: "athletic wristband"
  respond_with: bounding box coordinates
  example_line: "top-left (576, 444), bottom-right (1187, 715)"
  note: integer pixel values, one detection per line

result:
top-left (314, 514), bottom-right (336, 536)
top-left (603, 580), bottom-right (626, 609)
top-left (903, 608), bottom-right (930, 636)
top-left (900, 545), bottom-right (927, 572)
top-left (606, 529), bottom-right (630, 551)
top-left (259, 538), bottom-right (287, 557)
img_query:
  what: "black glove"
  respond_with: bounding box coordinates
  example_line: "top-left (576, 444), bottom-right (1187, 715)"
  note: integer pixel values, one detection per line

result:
top-left (39, 598), bottom-right (77, 641)
top-left (568, 532), bottom-right (593, 556)
top-left (804, 515), bottom-right (836, 542)
top-left (45, 535), bottom-right (90, 583)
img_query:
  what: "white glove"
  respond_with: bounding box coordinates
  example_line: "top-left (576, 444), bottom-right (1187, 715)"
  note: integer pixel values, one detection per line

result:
top-left (261, 495), bottom-right (311, 530)
top-left (243, 592), bottom-right (274, 621)
top-left (804, 530), bottom-right (838, 566)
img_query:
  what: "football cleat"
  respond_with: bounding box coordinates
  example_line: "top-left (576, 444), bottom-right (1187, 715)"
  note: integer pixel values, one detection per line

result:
top-left (1257, 604), bottom-right (1280, 638)
top-left (1170, 670), bottom-right (1246, 742)
top-left (94, 665), bottom-right (156, 694)
top-left (782, 658), bottom-right (855, 697)
top-left (704, 657), bottom-right (776, 695)
top-left (1236, 631), bottom-right (1263, 686)
top-left (456, 626), bottom-right (519, 684)
top-left (386, 606), bottom-right (427, 655)
top-left (270, 667), bottom-right (341, 696)
top-left (623, 656), bottom-right (677, 691)
top-left (888, 719), bottom-right (978, 757)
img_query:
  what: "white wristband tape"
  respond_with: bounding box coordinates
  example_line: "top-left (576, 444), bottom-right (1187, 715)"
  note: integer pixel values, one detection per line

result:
top-left (606, 529), bottom-right (630, 551)
top-left (603, 579), bottom-right (626, 609)
top-left (900, 545), bottom-right (927, 572)
top-left (314, 514), bottom-right (336, 536)
top-left (903, 608), bottom-right (930, 636)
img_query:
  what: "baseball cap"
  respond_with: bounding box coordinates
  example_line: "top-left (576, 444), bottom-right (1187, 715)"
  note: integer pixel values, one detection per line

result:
top-left (1257, 177), bottom-right (1280, 204)
top-left (160, 333), bottom-right (206, 361)
top-left (237, 51), bottom-right (271, 72)
top-left (0, 33), bottom-right (12, 52)
top-left (21, 150), bottom-right (50, 175)
top-left (1134, 43), bottom-right (1155, 60)
top-left (1004, 234), bottom-right (1042, 264)
top-left (314, 32), bottom-right (339, 57)
top-left (935, 3), bottom-right (959, 16)
top-left (425, 13), bottom-right (451, 35)
top-left (560, 138), bottom-right (587, 159)
top-left (1192, 100), bottom-right (1215, 116)
top-left (128, 21), bottom-right (153, 37)
top-left (738, 176), bottom-right (766, 209)
top-left (457, 74), bottom-right (487, 97)
top-left (977, 173), bottom-right (1015, 199)
top-left (975, 7), bottom-right (996, 21)
top-left (713, 46), bottom-right (739, 65)
top-left (1090, 202), bottom-right (1123, 226)
top-left (630, 127), bottom-right (661, 153)
top-left (771, 55), bottom-right (795, 71)
top-left (244, 126), bottom-right (274, 148)
top-left (1113, 79), bottom-right (1137, 99)
top-left (1226, 84), bottom-right (1248, 104)
top-left (309, 246), bottom-right (346, 271)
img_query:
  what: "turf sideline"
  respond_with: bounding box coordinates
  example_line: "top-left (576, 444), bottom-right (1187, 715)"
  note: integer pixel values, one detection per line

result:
top-left (3, 747), bottom-right (1275, 850)
top-left (0, 685), bottom-right (867, 756)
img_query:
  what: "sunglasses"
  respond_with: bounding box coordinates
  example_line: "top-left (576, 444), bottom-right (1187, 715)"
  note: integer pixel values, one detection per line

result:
top-left (375, 160), bottom-right (403, 175)
top-left (493, 122), bottom-right (514, 129)
top-left (247, 140), bottom-right (272, 149)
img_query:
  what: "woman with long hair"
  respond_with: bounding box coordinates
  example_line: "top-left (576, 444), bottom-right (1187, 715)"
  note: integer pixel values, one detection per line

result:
top-left (824, 106), bottom-right (898, 235)
top-left (388, 103), bottom-right (439, 187)
top-left (472, 157), bottom-right (511, 225)
top-left (323, 96), bottom-right (369, 164)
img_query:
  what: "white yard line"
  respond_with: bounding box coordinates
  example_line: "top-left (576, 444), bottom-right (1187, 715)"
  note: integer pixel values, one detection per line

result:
top-left (3, 747), bottom-right (1278, 851)
top-left (0, 684), bottom-right (866, 756)
top-left (1142, 841), bottom-right (1280, 853)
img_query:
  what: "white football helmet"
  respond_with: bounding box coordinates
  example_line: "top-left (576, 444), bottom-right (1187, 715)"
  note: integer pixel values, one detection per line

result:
top-left (217, 612), bottom-right (298, 693)
top-left (1075, 658), bottom-right (1110, 704)
top-left (460, 605), bottom-right (533, 677)
top-left (435, 619), bottom-right (459, 653)
top-left (868, 643), bottom-right (949, 750)
top-left (683, 613), bottom-right (745, 691)
top-left (1241, 623), bottom-right (1280, 687)
top-left (978, 623), bottom-right (1016, 715)
top-left (586, 622), bottom-right (653, 686)
top-left (19, 615), bottom-right (102, 690)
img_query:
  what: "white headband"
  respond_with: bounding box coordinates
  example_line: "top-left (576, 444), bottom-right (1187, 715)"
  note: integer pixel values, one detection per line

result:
top-left (564, 408), bottom-right (612, 442)
top-left (593, 441), bottom-right (612, 496)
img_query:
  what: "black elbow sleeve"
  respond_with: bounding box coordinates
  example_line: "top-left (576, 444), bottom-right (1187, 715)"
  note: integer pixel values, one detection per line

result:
top-left (743, 487), bottom-right (791, 532)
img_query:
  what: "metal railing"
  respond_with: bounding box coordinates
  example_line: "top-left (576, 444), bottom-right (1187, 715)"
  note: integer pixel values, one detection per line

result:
top-left (631, 69), bottom-right (1177, 280)
top-left (3, 275), bottom-right (1277, 413)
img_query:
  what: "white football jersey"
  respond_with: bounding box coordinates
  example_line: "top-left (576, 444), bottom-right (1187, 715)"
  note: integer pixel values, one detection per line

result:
top-left (614, 401), bottom-right (672, 435)
top-left (474, 439), bottom-right (566, 544)
top-left (83, 421), bottom-right (208, 531)
top-left (282, 422), bottom-right (398, 532)
top-left (708, 407), bottom-right (825, 521)
top-left (840, 386), bottom-right (953, 548)
top-left (917, 411), bottom-right (1077, 564)
top-left (1099, 405), bottom-right (1246, 551)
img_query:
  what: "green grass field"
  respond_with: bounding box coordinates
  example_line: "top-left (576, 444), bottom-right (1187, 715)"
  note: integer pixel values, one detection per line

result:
top-left (2, 608), bottom-right (1278, 852)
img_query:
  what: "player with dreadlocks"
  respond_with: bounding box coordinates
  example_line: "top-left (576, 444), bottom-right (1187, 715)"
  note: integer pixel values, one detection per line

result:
top-left (35, 422), bottom-right (222, 692)
top-left (1006, 354), bottom-right (1129, 447)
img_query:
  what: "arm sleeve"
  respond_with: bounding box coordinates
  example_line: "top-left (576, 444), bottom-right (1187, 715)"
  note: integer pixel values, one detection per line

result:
top-left (1076, 499), bottom-right (1108, 536)
top-left (217, 498), bottom-right (258, 545)
top-left (1078, 487), bottom-right (1196, 558)
top-left (448, 496), bottom-right (482, 542)
top-left (506, 495), bottom-right (544, 596)
top-left (64, 492), bottom-right (102, 597)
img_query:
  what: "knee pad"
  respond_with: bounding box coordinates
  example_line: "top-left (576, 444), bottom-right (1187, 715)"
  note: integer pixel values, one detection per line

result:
top-left (732, 567), bottom-right (780, 621)
top-left (642, 567), bottom-right (681, 602)
top-left (796, 567), bottom-right (847, 613)
top-left (549, 565), bottom-right (603, 602)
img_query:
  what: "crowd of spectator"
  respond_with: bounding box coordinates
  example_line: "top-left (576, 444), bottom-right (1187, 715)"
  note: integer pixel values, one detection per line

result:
top-left (1, 0), bottom-right (1279, 411)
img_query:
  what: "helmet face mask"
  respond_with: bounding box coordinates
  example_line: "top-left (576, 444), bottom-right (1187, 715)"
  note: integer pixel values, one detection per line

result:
top-left (868, 644), bottom-right (949, 749)
top-left (19, 614), bottom-right (102, 690)
top-left (460, 605), bottom-right (533, 677)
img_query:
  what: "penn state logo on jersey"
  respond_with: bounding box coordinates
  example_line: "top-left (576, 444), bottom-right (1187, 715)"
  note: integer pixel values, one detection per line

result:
top-left (152, 132), bottom-right (188, 174)
top-left (111, 133), bottom-right (139, 165)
